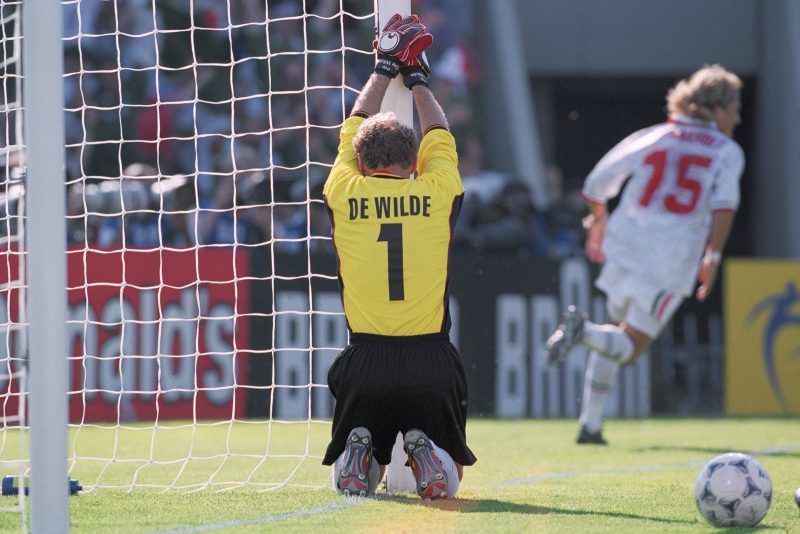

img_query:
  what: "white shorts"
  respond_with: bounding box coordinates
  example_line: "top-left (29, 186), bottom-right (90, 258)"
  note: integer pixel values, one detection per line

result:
top-left (595, 262), bottom-right (684, 339)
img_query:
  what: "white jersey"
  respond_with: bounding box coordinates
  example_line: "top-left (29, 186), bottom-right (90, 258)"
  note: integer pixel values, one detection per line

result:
top-left (583, 114), bottom-right (744, 296)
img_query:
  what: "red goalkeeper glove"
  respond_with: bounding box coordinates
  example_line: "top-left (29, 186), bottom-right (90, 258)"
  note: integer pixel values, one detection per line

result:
top-left (374, 14), bottom-right (433, 79)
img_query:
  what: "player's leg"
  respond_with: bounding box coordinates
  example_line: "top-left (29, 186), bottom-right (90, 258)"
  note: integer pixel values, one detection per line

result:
top-left (546, 305), bottom-right (638, 365)
top-left (576, 294), bottom-right (629, 444)
top-left (322, 338), bottom-right (399, 495)
top-left (576, 264), bottom-right (646, 442)
top-left (578, 316), bottom-right (638, 363)
top-left (578, 282), bottom-right (682, 443)
top-left (546, 262), bottom-right (637, 365)
top-left (578, 350), bottom-right (615, 444)
top-left (397, 335), bottom-right (476, 500)
top-left (578, 326), bottom-right (651, 443)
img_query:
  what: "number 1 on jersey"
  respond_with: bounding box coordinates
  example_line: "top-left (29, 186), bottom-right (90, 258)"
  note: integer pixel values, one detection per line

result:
top-left (377, 223), bottom-right (404, 301)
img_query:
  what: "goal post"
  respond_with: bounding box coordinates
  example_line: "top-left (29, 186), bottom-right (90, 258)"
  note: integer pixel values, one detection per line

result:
top-left (378, 0), bottom-right (412, 126)
top-left (373, 0), bottom-right (419, 495)
top-left (23, 0), bottom-right (68, 530)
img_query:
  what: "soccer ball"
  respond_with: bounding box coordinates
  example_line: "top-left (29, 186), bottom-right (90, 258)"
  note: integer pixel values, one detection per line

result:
top-left (694, 452), bottom-right (772, 527)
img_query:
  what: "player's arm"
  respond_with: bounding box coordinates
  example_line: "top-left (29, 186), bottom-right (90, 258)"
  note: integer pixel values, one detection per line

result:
top-left (582, 196), bottom-right (609, 264)
top-left (581, 142), bottom-right (635, 264)
top-left (414, 87), bottom-right (460, 193)
top-left (352, 73), bottom-right (392, 118)
top-left (413, 84), bottom-right (448, 134)
top-left (696, 209), bottom-right (735, 302)
top-left (696, 144), bottom-right (744, 301)
top-left (581, 127), bottom-right (657, 263)
top-left (410, 66), bottom-right (462, 196)
top-left (327, 15), bottom-right (431, 196)
top-left (325, 73), bottom-right (393, 198)
top-left (582, 127), bottom-right (656, 203)
top-left (356, 13), bottom-right (430, 117)
top-left (373, 20), bottom-right (458, 190)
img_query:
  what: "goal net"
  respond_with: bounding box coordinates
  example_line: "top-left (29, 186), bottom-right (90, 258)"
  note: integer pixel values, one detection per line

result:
top-left (1, 0), bottom-right (386, 494)
top-left (0, 0), bottom-right (28, 525)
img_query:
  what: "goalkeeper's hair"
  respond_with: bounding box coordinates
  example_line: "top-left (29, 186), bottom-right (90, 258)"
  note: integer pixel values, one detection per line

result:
top-left (666, 64), bottom-right (742, 121)
top-left (353, 112), bottom-right (419, 170)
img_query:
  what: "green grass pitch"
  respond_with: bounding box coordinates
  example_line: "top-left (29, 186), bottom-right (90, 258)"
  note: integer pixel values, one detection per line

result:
top-left (0, 418), bottom-right (798, 532)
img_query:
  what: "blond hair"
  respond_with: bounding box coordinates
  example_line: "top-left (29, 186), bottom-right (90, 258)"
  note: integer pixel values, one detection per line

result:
top-left (666, 65), bottom-right (742, 121)
top-left (352, 112), bottom-right (418, 170)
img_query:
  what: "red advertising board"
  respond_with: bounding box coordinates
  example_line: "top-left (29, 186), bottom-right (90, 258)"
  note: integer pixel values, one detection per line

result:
top-left (0, 247), bottom-right (250, 424)
top-left (65, 248), bottom-right (250, 422)
top-left (0, 246), bottom-right (24, 425)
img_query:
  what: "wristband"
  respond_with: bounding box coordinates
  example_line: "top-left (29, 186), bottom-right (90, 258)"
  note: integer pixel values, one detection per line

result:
top-left (703, 250), bottom-right (722, 264)
top-left (374, 56), bottom-right (401, 79)
top-left (402, 67), bottom-right (428, 89)
top-left (581, 213), bottom-right (608, 230)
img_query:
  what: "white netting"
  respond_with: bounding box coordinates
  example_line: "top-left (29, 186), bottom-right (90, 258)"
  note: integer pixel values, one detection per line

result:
top-left (0, 0), bottom-right (378, 493)
top-left (0, 0), bottom-right (27, 526)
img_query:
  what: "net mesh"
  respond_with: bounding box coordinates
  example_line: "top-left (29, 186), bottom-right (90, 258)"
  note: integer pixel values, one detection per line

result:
top-left (0, 0), bottom-right (27, 521)
top-left (1, 0), bottom-right (377, 493)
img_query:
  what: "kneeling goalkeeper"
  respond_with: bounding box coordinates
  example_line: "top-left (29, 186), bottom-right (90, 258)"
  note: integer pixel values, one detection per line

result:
top-left (321, 14), bottom-right (476, 499)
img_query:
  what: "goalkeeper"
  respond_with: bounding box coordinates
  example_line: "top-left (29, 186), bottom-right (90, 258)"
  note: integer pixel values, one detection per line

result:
top-left (321, 14), bottom-right (476, 499)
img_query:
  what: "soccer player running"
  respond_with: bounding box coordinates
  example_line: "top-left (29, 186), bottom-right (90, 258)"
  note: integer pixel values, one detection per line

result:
top-left (545, 65), bottom-right (744, 445)
top-left (321, 14), bottom-right (476, 498)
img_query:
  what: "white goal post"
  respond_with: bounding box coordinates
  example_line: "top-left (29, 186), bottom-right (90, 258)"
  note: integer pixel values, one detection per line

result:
top-left (23, 0), bottom-right (68, 530)
top-left (373, 0), bottom-right (419, 496)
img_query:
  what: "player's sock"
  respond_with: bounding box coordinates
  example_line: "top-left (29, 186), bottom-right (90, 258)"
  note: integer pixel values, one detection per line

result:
top-left (430, 441), bottom-right (460, 499)
top-left (580, 322), bottom-right (634, 364)
top-left (579, 350), bottom-right (620, 433)
top-left (367, 458), bottom-right (381, 492)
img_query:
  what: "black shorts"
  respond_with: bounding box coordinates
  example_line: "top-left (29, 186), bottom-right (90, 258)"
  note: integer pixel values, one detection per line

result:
top-left (322, 332), bottom-right (477, 467)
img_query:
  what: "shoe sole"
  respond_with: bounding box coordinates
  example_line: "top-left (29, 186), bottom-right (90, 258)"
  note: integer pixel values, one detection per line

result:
top-left (576, 427), bottom-right (608, 445)
top-left (576, 438), bottom-right (608, 445)
top-left (338, 428), bottom-right (372, 497)
top-left (545, 330), bottom-right (572, 365)
top-left (545, 309), bottom-right (584, 364)
top-left (404, 430), bottom-right (448, 500)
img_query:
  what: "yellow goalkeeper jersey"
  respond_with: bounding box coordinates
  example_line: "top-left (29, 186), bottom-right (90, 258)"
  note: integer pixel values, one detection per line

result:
top-left (324, 116), bottom-right (464, 336)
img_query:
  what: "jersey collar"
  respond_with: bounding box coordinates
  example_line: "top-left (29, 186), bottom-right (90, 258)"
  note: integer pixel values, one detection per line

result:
top-left (368, 171), bottom-right (405, 180)
top-left (668, 114), bottom-right (719, 131)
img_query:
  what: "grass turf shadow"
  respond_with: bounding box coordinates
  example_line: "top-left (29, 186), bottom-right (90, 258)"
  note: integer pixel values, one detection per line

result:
top-left (632, 445), bottom-right (800, 458)
top-left (379, 495), bottom-right (700, 525)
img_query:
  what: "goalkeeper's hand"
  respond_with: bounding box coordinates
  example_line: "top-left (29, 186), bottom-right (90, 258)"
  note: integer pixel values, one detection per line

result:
top-left (374, 13), bottom-right (433, 79)
top-left (401, 52), bottom-right (430, 89)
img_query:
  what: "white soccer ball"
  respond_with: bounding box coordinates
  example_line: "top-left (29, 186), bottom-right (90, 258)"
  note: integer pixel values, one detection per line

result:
top-left (694, 452), bottom-right (772, 527)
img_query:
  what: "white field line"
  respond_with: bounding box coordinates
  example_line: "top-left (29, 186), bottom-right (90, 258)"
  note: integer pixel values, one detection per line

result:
top-left (496, 443), bottom-right (800, 487)
top-left (157, 498), bottom-right (365, 534)
top-left (157, 443), bottom-right (800, 532)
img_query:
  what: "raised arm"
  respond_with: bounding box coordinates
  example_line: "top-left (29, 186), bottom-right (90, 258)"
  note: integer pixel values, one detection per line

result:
top-left (412, 85), bottom-right (448, 133)
top-left (410, 77), bottom-right (459, 192)
top-left (351, 73), bottom-right (392, 117)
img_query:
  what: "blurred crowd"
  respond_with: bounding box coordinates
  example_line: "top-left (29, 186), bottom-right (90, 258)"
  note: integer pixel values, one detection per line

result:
top-left (61, 0), bottom-right (362, 251)
top-left (0, 0), bottom-right (584, 259)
